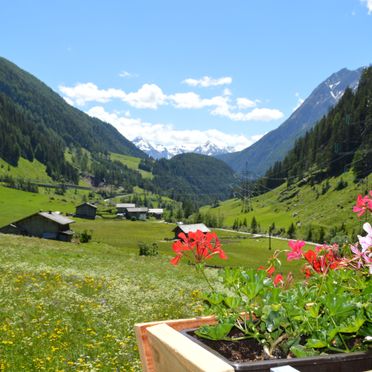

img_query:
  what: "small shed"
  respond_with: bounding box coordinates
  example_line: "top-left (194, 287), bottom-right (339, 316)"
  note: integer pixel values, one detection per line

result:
top-left (126, 207), bottom-right (148, 221)
top-left (0, 212), bottom-right (75, 242)
top-left (148, 208), bottom-right (164, 219)
top-left (173, 223), bottom-right (210, 240)
top-left (75, 202), bottom-right (97, 219)
top-left (116, 203), bottom-right (136, 215)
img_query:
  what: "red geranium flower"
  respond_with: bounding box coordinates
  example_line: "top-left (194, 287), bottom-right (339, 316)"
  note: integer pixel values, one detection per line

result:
top-left (353, 192), bottom-right (372, 217)
top-left (170, 230), bottom-right (227, 265)
top-left (273, 274), bottom-right (283, 286)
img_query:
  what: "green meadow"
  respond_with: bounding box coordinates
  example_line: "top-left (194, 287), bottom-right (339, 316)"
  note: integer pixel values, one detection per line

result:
top-left (110, 153), bottom-right (153, 180)
top-left (0, 213), bottom-right (304, 371)
top-left (1, 173), bottom-right (366, 370)
top-left (201, 171), bottom-right (369, 239)
top-left (0, 158), bottom-right (52, 183)
top-left (0, 186), bottom-right (92, 227)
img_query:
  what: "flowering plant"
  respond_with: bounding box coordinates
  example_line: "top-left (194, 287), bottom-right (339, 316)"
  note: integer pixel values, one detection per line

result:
top-left (171, 191), bottom-right (372, 359)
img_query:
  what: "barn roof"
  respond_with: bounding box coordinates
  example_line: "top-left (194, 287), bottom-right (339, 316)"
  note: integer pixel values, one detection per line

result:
top-left (126, 207), bottom-right (148, 213)
top-left (175, 223), bottom-right (210, 234)
top-left (0, 211), bottom-right (75, 229)
top-left (116, 203), bottom-right (136, 208)
top-left (148, 208), bottom-right (164, 214)
top-left (38, 212), bottom-right (75, 225)
top-left (76, 202), bottom-right (97, 209)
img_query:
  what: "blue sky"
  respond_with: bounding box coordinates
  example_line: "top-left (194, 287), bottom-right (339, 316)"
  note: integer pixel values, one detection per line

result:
top-left (1, 0), bottom-right (372, 150)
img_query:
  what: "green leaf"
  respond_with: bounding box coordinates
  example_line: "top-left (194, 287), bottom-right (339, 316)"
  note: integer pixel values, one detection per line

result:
top-left (203, 292), bottom-right (224, 305)
top-left (195, 323), bottom-right (234, 341)
top-left (338, 317), bottom-right (365, 333)
top-left (306, 338), bottom-right (327, 348)
top-left (290, 344), bottom-right (319, 358)
top-left (224, 296), bottom-right (241, 309)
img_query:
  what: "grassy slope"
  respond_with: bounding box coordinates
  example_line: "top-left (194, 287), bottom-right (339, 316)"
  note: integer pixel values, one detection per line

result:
top-left (0, 172), bottom-right (320, 371)
top-left (110, 153), bottom-right (153, 180)
top-left (0, 234), bottom-right (201, 371)
top-left (201, 171), bottom-right (370, 238)
top-left (0, 157), bottom-right (52, 183)
top-left (0, 218), bottom-right (304, 371)
top-left (0, 186), bottom-right (91, 226)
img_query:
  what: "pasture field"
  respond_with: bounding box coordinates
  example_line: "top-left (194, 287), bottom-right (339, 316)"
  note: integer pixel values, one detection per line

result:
top-left (0, 158), bottom-right (52, 183)
top-left (110, 153), bottom-right (153, 180)
top-left (0, 186), bottom-right (93, 227)
top-left (201, 171), bottom-right (369, 239)
top-left (0, 219), bottom-right (304, 371)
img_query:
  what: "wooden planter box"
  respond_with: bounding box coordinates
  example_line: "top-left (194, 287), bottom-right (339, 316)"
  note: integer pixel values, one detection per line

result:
top-left (135, 317), bottom-right (372, 372)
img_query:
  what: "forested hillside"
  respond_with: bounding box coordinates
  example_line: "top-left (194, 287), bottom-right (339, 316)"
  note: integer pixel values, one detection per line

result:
top-left (151, 153), bottom-right (235, 207)
top-left (260, 67), bottom-right (372, 191)
top-left (0, 57), bottom-right (145, 183)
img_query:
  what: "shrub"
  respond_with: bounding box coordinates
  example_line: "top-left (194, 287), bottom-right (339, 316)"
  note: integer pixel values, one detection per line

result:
top-left (138, 242), bottom-right (159, 256)
top-left (79, 230), bottom-right (92, 243)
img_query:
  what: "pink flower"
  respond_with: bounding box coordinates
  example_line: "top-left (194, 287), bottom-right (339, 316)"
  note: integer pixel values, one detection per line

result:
top-left (358, 223), bottom-right (372, 250)
top-left (353, 192), bottom-right (372, 217)
top-left (350, 222), bottom-right (372, 273)
top-left (287, 240), bottom-right (306, 261)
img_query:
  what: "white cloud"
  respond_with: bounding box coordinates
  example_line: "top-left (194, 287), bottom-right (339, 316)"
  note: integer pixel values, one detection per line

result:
top-left (293, 92), bottom-right (305, 112)
top-left (59, 83), bottom-right (125, 106)
top-left (211, 105), bottom-right (283, 122)
top-left (236, 97), bottom-right (257, 110)
top-left (123, 83), bottom-right (167, 109)
top-left (119, 70), bottom-right (138, 78)
top-left (182, 76), bottom-right (232, 87)
top-left (59, 82), bottom-right (166, 109)
top-left (361, 0), bottom-right (372, 14)
top-left (169, 92), bottom-right (229, 110)
top-left (87, 106), bottom-right (261, 151)
top-left (60, 81), bottom-right (283, 121)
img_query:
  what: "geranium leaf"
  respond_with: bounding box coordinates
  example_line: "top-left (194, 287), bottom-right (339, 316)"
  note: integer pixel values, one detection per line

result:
top-left (195, 323), bottom-right (234, 340)
top-left (224, 296), bottom-right (241, 309)
top-left (306, 338), bottom-right (327, 348)
top-left (290, 344), bottom-right (319, 358)
top-left (338, 317), bottom-right (365, 333)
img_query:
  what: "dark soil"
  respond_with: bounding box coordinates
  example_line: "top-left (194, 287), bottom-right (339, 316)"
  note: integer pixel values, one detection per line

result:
top-left (188, 327), bottom-right (287, 363)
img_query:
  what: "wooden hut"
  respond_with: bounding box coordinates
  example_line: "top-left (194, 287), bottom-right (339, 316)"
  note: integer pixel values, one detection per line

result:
top-left (148, 208), bottom-right (164, 220)
top-left (75, 202), bottom-right (97, 219)
top-left (173, 223), bottom-right (210, 240)
top-left (116, 203), bottom-right (136, 216)
top-left (126, 207), bottom-right (148, 221)
top-left (0, 212), bottom-right (75, 242)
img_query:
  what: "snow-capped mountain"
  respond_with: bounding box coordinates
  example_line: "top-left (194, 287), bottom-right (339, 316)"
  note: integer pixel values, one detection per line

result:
top-left (132, 137), bottom-right (234, 159)
top-left (193, 141), bottom-right (235, 156)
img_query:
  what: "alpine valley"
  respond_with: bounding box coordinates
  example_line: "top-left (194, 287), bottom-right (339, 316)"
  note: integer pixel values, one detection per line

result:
top-left (0, 59), bottom-right (371, 372)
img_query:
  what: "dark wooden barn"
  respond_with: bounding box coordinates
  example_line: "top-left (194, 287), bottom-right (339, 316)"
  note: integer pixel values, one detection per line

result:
top-left (75, 202), bottom-right (97, 219)
top-left (0, 212), bottom-right (75, 242)
top-left (126, 207), bottom-right (148, 221)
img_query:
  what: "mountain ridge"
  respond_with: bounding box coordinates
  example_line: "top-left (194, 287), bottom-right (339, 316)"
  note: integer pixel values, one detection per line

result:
top-left (217, 67), bottom-right (364, 176)
top-left (0, 57), bottom-right (145, 159)
top-left (133, 137), bottom-right (234, 159)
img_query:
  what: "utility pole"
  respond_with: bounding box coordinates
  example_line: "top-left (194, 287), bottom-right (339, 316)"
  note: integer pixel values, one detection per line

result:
top-left (268, 225), bottom-right (272, 250)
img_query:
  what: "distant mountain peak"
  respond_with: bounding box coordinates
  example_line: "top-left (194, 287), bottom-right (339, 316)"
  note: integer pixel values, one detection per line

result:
top-left (133, 137), bottom-right (234, 159)
top-left (217, 66), bottom-right (364, 177)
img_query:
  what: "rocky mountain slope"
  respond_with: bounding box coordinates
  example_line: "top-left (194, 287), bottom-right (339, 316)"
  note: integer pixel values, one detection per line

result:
top-left (217, 67), bottom-right (364, 176)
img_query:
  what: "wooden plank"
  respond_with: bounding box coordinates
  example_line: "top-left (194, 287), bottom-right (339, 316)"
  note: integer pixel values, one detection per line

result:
top-left (134, 316), bottom-right (218, 371)
top-left (147, 324), bottom-right (234, 372)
